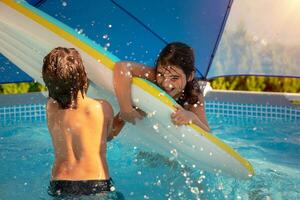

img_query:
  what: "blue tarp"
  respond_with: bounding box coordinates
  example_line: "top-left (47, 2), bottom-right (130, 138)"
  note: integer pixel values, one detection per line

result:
top-left (0, 54), bottom-right (33, 83)
top-left (0, 0), bottom-right (232, 83)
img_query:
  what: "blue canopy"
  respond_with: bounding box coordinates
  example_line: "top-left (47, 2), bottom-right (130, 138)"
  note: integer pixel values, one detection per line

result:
top-left (0, 0), bottom-right (232, 83)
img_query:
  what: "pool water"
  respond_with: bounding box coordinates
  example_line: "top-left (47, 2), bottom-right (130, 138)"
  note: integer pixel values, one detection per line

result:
top-left (0, 116), bottom-right (299, 200)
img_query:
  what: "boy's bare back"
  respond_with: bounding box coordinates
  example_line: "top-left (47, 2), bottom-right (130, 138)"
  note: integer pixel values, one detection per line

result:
top-left (43, 47), bottom-right (125, 196)
top-left (47, 95), bottom-right (113, 180)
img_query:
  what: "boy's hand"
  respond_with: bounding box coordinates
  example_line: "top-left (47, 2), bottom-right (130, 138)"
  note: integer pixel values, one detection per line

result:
top-left (120, 107), bottom-right (146, 125)
top-left (171, 105), bottom-right (195, 126)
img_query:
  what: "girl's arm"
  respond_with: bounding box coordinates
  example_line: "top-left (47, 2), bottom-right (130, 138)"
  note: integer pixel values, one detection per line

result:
top-left (187, 95), bottom-right (210, 132)
top-left (113, 61), bottom-right (155, 124)
top-left (171, 95), bottom-right (210, 132)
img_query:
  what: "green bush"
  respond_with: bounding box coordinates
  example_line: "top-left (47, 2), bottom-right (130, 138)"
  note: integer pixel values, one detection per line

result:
top-left (0, 82), bottom-right (47, 94)
top-left (210, 76), bottom-right (300, 93)
top-left (0, 76), bottom-right (299, 94)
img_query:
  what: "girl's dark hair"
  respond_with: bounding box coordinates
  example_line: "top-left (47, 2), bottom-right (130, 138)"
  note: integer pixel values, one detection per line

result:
top-left (155, 42), bottom-right (201, 105)
top-left (42, 47), bottom-right (88, 109)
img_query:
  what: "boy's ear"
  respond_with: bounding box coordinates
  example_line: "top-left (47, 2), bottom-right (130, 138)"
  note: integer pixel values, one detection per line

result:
top-left (188, 71), bottom-right (195, 82)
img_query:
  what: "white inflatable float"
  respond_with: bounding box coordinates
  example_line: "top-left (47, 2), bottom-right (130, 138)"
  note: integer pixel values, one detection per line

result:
top-left (0, 0), bottom-right (254, 179)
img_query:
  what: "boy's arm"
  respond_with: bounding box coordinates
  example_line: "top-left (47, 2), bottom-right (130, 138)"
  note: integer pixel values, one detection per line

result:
top-left (97, 100), bottom-right (125, 141)
top-left (107, 112), bottom-right (125, 141)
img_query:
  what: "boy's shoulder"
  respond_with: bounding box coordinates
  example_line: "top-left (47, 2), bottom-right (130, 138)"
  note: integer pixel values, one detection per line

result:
top-left (46, 98), bottom-right (58, 110)
top-left (92, 98), bottom-right (114, 118)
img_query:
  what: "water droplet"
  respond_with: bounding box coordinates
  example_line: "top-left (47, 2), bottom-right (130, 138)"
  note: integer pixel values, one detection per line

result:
top-left (62, 1), bottom-right (67, 6)
top-left (170, 149), bottom-right (177, 157)
top-left (218, 184), bottom-right (224, 190)
top-left (156, 180), bottom-right (161, 186)
top-left (126, 71), bottom-right (132, 77)
top-left (110, 186), bottom-right (116, 191)
top-left (190, 187), bottom-right (199, 194)
top-left (153, 124), bottom-right (159, 131)
top-left (77, 29), bottom-right (83, 34)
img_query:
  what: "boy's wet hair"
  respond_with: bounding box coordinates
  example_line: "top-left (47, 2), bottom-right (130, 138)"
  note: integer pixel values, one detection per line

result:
top-left (156, 42), bottom-right (201, 105)
top-left (42, 47), bottom-right (88, 109)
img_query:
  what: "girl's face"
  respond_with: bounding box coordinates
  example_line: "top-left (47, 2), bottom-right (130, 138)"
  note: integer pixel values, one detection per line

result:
top-left (156, 64), bottom-right (189, 99)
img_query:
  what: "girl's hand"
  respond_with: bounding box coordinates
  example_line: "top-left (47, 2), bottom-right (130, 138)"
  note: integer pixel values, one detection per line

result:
top-left (170, 105), bottom-right (196, 126)
top-left (120, 107), bottom-right (146, 125)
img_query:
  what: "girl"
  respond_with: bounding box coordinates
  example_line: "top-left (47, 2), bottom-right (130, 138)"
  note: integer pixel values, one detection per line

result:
top-left (113, 42), bottom-right (210, 132)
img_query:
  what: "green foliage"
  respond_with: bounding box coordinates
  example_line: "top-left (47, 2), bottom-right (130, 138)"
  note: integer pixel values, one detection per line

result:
top-left (0, 82), bottom-right (47, 94)
top-left (211, 76), bottom-right (300, 93)
top-left (0, 77), bottom-right (298, 94)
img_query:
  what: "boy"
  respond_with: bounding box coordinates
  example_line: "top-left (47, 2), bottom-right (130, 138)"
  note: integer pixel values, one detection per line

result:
top-left (42, 47), bottom-right (124, 197)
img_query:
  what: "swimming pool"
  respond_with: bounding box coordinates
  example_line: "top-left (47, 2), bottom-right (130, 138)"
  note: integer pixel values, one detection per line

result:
top-left (0, 99), bottom-right (299, 199)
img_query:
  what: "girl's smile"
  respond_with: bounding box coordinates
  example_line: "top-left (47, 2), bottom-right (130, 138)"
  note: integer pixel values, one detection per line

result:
top-left (156, 65), bottom-right (187, 99)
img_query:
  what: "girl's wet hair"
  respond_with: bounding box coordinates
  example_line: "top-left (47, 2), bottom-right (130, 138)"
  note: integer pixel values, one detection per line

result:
top-left (155, 42), bottom-right (201, 105)
top-left (42, 47), bottom-right (88, 109)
